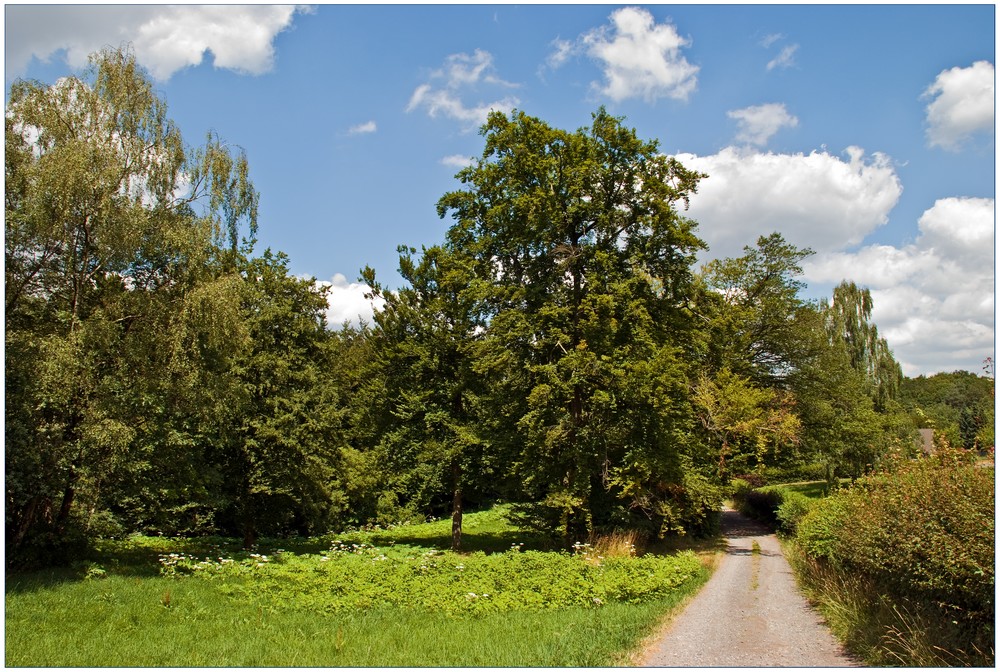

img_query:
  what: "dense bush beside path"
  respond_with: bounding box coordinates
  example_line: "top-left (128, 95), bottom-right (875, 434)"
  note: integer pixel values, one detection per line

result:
top-left (791, 448), bottom-right (994, 666)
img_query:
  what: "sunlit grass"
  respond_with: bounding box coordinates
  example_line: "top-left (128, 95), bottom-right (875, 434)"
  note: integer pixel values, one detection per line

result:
top-left (6, 505), bottom-right (714, 667)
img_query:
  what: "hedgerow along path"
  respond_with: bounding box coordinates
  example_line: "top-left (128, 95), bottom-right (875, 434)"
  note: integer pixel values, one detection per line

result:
top-left (639, 507), bottom-right (857, 667)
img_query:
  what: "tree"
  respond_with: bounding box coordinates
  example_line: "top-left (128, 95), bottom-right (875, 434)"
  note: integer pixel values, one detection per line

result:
top-left (436, 109), bottom-right (707, 542)
top-left (5, 46), bottom-right (258, 561)
top-left (823, 281), bottom-right (902, 412)
top-left (693, 367), bottom-right (801, 481)
top-left (698, 233), bottom-right (817, 387)
top-left (217, 251), bottom-right (344, 547)
top-left (361, 245), bottom-right (491, 550)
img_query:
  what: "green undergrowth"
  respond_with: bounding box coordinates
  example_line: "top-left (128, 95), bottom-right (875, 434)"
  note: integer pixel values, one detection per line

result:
top-left (791, 450), bottom-right (994, 666)
top-left (6, 506), bottom-right (711, 666)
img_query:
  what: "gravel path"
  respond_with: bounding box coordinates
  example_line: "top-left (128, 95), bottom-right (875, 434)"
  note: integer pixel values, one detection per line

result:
top-left (639, 507), bottom-right (858, 667)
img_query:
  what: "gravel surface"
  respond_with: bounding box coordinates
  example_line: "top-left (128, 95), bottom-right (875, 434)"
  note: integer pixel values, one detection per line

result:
top-left (639, 507), bottom-right (858, 667)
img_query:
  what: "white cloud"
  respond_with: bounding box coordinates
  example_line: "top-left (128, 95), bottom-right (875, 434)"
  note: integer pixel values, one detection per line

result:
top-left (441, 154), bottom-right (475, 169)
top-left (673, 145), bottom-right (902, 261)
top-left (545, 38), bottom-right (575, 71)
top-left (802, 197), bottom-right (994, 376)
top-left (759, 33), bottom-right (784, 49)
top-left (766, 44), bottom-right (799, 71)
top-left (5, 5), bottom-right (309, 81)
top-left (923, 61), bottom-right (995, 151)
top-left (407, 49), bottom-right (520, 129)
top-left (577, 7), bottom-right (698, 103)
top-left (348, 120), bottom-right (377, 135)
top-left (317, 273), bottom-right (385, 329)
top-left (728, 103), bottom-right (798, 146)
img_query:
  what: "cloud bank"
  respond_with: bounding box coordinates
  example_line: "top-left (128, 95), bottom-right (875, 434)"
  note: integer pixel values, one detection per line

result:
top-left (5, 5), bottom-right (308, 81)
top-left (673, 146), bottom-right (902, 261)
top-left (803, 197), bottom-right (994, 376)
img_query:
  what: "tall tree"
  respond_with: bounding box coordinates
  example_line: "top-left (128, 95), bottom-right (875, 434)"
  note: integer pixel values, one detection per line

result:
top-left (436, 109), bottom-right (707, 542)
top-left (823, 281), bottom-right (902, 411)
top-left (361, 245), bottom-right (490, 550)
top-left (698, 233), bottom-right (817, 387)
top-left (5, 46), bottom-right (258, 560)
top-left (219, 251), bottom-right (343, 547)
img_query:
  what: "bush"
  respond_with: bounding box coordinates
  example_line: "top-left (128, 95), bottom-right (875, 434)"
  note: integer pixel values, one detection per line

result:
top-left (795, 449), bottom-right (994, 665)
top-left (656, 472), bottom-right (722, 538)
top-left (774, 492), bottom-right (814, 535)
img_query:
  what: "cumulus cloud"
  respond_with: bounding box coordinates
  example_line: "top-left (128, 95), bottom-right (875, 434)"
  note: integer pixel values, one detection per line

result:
top-left (922, 61), bottom-right (995, 151)
top-left (548, 6), bottom-right (697, 103)
top-left (728, 103), bottom-right (798, 146)
top-left (406, 49), bottom-right (520, 129)
top-left (802, 197), bottom-right (994, 375)
top-left (673, 145), bottom-right (902, 261)
top-left (5, 5), bottom-right (308, 81)
top-left (348, 120), bottom-right (377, 135)
top-left (317, 273), bottom-right (385, 329)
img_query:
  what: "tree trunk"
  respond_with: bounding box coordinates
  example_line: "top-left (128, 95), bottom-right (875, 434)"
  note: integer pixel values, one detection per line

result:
top-left (451, 460), bottom-right (463, 551)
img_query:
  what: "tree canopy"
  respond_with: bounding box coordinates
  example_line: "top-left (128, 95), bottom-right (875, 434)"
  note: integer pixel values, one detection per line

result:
top-left (7, 47), bottom-right (970, 566)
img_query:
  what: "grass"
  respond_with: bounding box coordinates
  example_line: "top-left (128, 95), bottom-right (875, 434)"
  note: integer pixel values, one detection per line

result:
top-left (761, 478), bottom-right (849, 500)
top-left (6, 505), bottom-right (714, 667)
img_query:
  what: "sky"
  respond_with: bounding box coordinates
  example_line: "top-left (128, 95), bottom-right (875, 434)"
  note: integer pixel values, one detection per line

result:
top-left (4, 3), bottom-right (996, 377)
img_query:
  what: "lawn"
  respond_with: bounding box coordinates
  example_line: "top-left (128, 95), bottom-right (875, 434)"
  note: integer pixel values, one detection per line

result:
top-left (6, 506), bottom-right (713, 667)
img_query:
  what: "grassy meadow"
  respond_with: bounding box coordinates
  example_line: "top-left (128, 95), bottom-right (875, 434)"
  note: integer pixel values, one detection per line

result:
top-left (6, 506), bottom-right (714, 667)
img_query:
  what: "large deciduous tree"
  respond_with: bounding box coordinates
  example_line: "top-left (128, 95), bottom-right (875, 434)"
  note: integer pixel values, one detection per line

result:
top-left (436, 109), bottom-right (708, 542)
top-left (5, 46), bottom-right (258, 561)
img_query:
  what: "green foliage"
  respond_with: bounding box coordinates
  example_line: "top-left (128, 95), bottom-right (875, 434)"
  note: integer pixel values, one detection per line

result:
top-left (794, 450), bottom-right (994, 663)
top-left (6, 506), bottom-right (710, 667)
top-left (698, 233), bottom-right (816, 386)
top-left (436, 108), bottom-right (707, 543)
top-left (900, 369), bottom-right (995, 450)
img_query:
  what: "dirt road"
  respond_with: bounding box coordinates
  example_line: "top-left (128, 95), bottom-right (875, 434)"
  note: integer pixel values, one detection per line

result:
top-left (639, 507), bottom-right (857, 667)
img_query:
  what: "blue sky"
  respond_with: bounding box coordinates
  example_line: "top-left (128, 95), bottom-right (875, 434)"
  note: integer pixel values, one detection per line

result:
top-left (5, 3), bottom-right (995, 376)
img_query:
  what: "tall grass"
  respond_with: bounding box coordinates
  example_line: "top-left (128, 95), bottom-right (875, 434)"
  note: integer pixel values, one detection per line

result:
top-left (5, 572), bottom-right (705, 666)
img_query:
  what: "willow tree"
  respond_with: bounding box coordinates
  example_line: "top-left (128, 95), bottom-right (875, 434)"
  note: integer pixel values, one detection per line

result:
top-left (823, 281), bottom-right (903, 412)
top-left (5, 46), bottom-right (258, 560)
top-left (437, 109), bottom-right (707, 542)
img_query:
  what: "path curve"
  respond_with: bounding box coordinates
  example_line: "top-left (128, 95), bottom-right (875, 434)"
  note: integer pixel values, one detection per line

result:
top-left (640, 507), bottom-right (857, 667)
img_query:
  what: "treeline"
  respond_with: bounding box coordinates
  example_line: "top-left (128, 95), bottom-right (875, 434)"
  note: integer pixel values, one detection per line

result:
top-left (4, 48), bottom-right (982, 566)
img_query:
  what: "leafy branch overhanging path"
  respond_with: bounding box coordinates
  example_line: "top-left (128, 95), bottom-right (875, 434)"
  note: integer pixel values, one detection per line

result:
top-left (639, 508), bottom-right (857, 667)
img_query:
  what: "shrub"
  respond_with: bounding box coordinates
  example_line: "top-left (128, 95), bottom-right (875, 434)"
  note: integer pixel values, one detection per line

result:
top-left (795, 449), bottom-right (994, 665)
top-left (774, 491), bottom-right (814, 535)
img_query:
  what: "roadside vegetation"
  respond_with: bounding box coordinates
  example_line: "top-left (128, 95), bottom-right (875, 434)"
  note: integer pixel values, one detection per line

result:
top-left (5, 507), bottom-right (710, 667)
top-left (731, 449), bottom-right (994, 666)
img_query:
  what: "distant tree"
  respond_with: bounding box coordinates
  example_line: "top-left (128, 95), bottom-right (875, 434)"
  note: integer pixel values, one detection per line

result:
top-left (698, 233), bottom-right (817, 387)
top-left (823, 281), bottom-right (902, 412)
top-left (900, 368), bottom-right (995, 451)
top-left (693, 367), bottom-right (801, 481)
